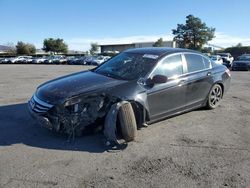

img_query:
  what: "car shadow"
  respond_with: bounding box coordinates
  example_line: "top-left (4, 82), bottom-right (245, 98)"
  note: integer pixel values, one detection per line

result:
top-left (0, 103), bottom-right (113, 153)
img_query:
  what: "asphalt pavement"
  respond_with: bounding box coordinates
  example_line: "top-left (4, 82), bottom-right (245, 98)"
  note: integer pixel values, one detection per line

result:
top-left (0, 65), bottom-right (249, 188)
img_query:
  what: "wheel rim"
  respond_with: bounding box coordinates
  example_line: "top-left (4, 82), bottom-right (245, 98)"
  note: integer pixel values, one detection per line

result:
top-left (210, 85), bottom-right (222, 107)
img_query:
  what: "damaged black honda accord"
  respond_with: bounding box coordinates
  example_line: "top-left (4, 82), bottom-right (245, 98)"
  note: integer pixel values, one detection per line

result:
top-left (28, 48), bottom-right (231, 144)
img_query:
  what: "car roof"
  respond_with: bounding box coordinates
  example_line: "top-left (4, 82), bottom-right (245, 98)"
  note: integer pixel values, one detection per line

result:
top-left (124, 47), bottom-right (199, 57)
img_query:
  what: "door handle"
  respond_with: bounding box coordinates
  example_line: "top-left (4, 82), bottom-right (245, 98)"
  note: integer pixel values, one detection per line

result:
top-left (207, 72), bottom-right (212, 76)
top-left (178, 79), bottom-right (186, 86)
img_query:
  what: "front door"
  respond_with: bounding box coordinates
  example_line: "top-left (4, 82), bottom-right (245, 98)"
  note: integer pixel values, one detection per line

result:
top-left (146, 54), bottom-right (187, 120)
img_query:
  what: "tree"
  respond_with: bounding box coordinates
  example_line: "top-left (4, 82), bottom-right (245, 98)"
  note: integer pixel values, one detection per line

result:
top-left (5, 42), bottom-right (16, 55)
top-left (235, 43), bottom-right (242, 47)
top-left (89, 43), bottom-right (99, 55)
top-left (43, 38), bottom-right (68, 54)
top-left (224, 46), bottom-right (250, 58)
top-left (153, 38), bottom-right (164, 47)
top-left (16, 41), bottom-right (36, 55)
top-left (85, 51), bottom-right (90, 56)
top-left (172, 15), bottom-right (215, 50)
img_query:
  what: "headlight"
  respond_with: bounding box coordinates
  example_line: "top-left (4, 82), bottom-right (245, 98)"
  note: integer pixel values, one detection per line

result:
top-left (64, 97), bottom-right (82, 107)
top-left (64, 96), bottom-right (105, 114)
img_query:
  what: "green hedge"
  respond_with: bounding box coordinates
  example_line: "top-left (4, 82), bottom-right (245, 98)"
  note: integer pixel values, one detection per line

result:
top-left (224, 46), bottom-right (250, 58)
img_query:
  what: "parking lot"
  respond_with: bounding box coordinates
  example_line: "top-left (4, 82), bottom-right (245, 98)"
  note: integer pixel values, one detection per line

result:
top-left (0, 65), bottom-right (249, 188)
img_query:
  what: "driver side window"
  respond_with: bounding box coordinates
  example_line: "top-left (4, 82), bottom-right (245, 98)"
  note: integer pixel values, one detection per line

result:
top-left (152, 54), bottom-right (183, 78)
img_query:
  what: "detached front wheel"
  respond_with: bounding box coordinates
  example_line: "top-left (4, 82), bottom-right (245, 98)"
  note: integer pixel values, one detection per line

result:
top-left (207, 84), bottom-right (223, 109)
top-left (118, 102), bottom-right (137, 142)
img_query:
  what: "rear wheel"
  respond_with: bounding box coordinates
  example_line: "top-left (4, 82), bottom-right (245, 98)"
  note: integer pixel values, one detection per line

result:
top-left (207, 84), bottom-right (223, 109)
top-left (118, 102), bottom-right (137, 142)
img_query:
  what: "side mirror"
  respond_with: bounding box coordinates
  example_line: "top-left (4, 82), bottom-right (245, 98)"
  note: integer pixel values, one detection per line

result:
top-left (146, 75), bottom-right (168, 86)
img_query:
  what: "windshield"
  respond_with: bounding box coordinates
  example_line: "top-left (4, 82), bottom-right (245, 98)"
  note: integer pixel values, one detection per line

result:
top-left (239, 56), bottom-right (250, 61)
top-left (94, 52), bottom-right (158, 80)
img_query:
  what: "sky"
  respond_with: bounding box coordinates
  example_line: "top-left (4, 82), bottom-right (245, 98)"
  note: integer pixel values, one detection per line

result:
top-left (1, 0), bottom-right (250, 51)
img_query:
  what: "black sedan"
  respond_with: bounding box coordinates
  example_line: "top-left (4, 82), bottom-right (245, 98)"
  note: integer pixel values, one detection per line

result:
top-left (232, 54), bottom-right (250, 71)
top-left (28, 48), bottom-right (231, 144)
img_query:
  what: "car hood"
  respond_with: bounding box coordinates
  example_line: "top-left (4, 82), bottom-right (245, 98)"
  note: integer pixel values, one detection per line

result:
top-left (36, 70), bottom-right (128, 104)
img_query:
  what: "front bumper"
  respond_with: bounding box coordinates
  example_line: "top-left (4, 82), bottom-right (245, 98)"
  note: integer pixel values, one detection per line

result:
top-left (28, 96), bottom-right (60, 131)
top-left (28, 101), bottom-right (54, 130)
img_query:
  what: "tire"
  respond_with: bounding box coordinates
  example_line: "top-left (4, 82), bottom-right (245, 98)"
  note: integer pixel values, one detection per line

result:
top-left (206, 84), bottom-right (223, 109)
top-left (118, 102), bottom-right (137, 142)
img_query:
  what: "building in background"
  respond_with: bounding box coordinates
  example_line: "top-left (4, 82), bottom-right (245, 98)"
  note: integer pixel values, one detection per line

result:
top-left (99, 41), bottom-right (176, 53)
top-left (203, 43), bottom-right (224, 52)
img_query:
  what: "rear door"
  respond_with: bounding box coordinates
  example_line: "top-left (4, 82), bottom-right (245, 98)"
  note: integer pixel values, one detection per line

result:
top-left (183, 53), bottom-right (213, 107)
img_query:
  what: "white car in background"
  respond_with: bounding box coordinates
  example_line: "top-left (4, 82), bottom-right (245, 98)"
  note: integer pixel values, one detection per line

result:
top-left (91, 56), bottom-right (111, 65)
top-left (217, 53), bottom-right (234, 67)
top-left (0, 57), bottom-right (11, 63)
top-left (32, 56), bottom-right (47, 64)
top-left (10, 56), bottom-right (32, 63)
top-left (210, 55), bottom-right (223, 64)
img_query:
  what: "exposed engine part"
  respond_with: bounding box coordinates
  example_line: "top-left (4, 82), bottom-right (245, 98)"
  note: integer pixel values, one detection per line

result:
top-left (32, 92), bottom-right (145, 144)
top-left (46, 94), bottom-right (117, 141)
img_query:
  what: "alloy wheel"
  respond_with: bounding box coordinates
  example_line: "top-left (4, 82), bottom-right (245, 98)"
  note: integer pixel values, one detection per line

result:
top-left (209, 85), bottom-right (222, 107)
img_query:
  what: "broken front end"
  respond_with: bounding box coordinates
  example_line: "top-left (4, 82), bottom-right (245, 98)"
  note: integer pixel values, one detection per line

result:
top-left (28, 93), bottom-right (118, 137)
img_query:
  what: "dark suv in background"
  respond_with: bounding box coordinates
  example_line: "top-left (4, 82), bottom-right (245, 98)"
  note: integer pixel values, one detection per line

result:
top-left (28, 48), bottom-right (231, 143)
top-left (232, 54), bottom-right (250, 71)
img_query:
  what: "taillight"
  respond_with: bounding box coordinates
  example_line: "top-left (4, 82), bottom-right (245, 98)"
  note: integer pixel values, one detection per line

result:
top-left (225, 68), bottom-right (231, 77)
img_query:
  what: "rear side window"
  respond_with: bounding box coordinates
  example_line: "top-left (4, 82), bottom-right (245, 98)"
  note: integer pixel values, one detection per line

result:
top-left (185, 54), bottom-right (206, 73)
top-left (202, 57), bottom-right (211, 69)
top-left (152, 54), bottom-right (183, 78)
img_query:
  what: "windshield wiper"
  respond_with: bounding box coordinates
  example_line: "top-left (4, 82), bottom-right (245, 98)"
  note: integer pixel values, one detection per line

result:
top-left (96, 71), bottom-right (126, 80)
